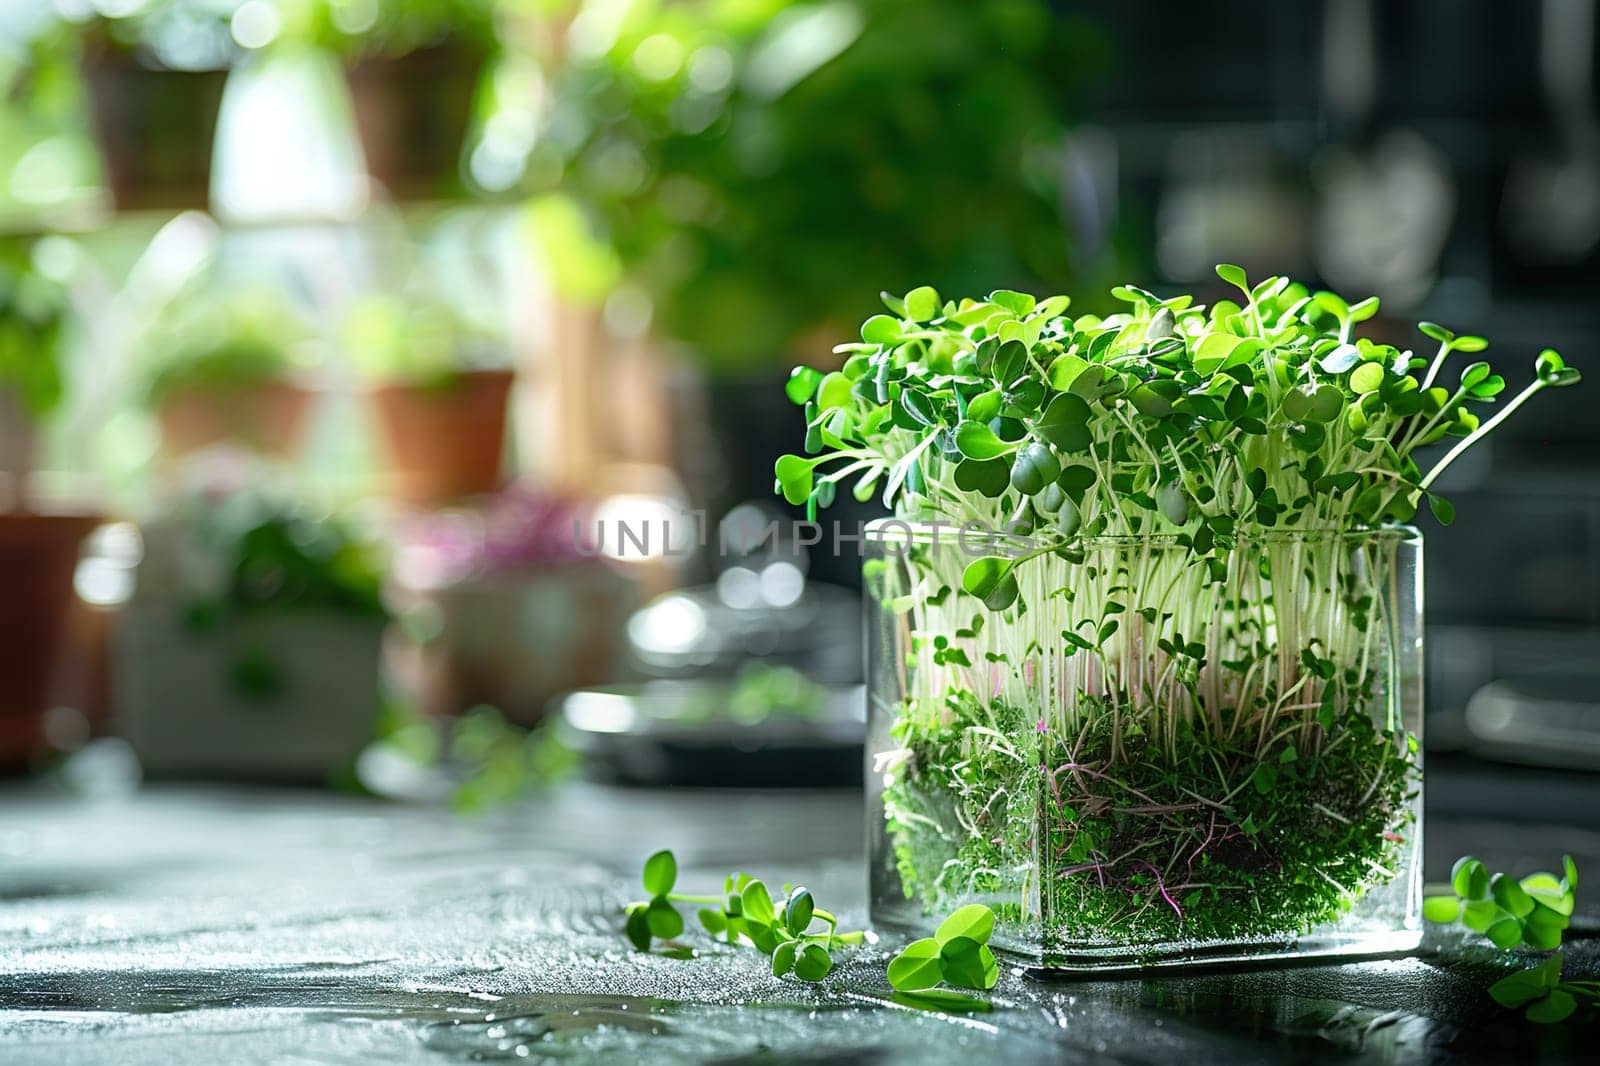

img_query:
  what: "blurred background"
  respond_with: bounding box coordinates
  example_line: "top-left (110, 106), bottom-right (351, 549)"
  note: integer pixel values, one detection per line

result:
top-left (0, 0), bottom-right (1596, 806)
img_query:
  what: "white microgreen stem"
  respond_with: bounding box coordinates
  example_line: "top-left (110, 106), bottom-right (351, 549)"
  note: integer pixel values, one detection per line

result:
top-left (1419, 338), bottom-right (1453, 391)
top-left (1398, 386), bottom-right (1469, 455)
top-left (1419, 378), bottom-right (1546, 492)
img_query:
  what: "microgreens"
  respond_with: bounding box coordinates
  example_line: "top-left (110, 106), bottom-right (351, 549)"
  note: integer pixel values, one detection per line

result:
top-left (886, 904), bottom-right (1001, 1008)
top-left (622, 850), bottom-right (868, 982)
top-left (1426, 854), bottom-right (1596, 1024)
top-left (786, 267), bottom-right (1579, 966)
top-left (778, 265), bottom-right (1581, 606)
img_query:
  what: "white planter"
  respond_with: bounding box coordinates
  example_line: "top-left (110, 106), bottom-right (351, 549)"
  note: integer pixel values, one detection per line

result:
top-left (117, 606), bottom-right (384, 780)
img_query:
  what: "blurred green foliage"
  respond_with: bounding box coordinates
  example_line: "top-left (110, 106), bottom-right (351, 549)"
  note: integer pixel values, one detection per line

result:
top-left (174, 485), bottom-right (388, 701)
top-left (34, 1), bottom-right (498, 64)
top-left (140, 288), bottom-right (308, 404)
top-left (359, 698), bottom-right (578, 811)
top-left (0, 239), bottom-right (70, 416)
top-left (178, 490), bottom-right (388, 626)
top-left (342, 287), bottom-right (504, 383)
top-left (531, 0), bottom-right (1106, 374)
top-left (279, 0), bottom-right (501, 57)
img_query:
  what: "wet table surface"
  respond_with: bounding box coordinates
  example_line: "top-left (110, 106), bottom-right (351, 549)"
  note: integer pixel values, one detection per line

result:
top-left (1, 761), bottom-right (1599, 1065)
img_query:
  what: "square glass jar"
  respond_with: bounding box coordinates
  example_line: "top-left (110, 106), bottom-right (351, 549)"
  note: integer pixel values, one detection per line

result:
top-left (865, 521), bottom-right (1423, 972)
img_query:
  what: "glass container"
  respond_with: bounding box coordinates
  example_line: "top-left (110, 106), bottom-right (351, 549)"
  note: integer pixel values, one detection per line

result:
top-left (865, 522), bottom-right (1423, 971)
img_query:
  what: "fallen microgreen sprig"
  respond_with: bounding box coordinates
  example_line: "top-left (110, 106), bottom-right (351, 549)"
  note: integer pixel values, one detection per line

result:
top-left (1426, 854), bottom-right (1596, 1023)
top-left (886, 904), bottom-right (1001, 1010)
top-left (622, 850), bottom-right (869, 982)
top-left (1425, 855), bottom-right (1577, 950)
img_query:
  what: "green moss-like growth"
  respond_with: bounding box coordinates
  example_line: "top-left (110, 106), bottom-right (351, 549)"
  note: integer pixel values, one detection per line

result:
top-left (886, 690), bottom-right (1416, 947)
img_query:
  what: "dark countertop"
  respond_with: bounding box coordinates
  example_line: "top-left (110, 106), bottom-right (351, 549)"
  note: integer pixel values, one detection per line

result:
top-left (0, 758), bottom-right (1598, 1064)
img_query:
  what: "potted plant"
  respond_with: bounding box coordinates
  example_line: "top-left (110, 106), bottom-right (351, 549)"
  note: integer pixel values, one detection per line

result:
top-left (139, 288), bottom-right (317, 458)
top-left (67, 1), bottom-right (236, 210)
top-left (315, 0), bottom-right (498, 199)
top-left (118, 462), bottom-right (389, 779)
top-left (0, 237), bottom-right (99, 771)
top-left (346, 290), bottom-right (514, 505)
top-left (778, 266), bottom-right (1581, 970)
top-left (386, 488), bottom-right (632, 724)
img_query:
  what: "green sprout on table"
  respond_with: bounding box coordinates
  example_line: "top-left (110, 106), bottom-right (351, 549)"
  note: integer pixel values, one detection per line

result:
top-left (1424, 855), bottom-right (1576, 950)
top-left (1426, 854), bottom-right (1597, 1023)
top-left (885, 904), bottom-right (1001, 1012)
top-left (622, 850), bottom-right (868, 982)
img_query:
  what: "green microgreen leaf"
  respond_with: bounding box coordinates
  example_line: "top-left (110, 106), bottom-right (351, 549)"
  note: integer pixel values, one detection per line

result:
top-left (1490, 966), bottom-right (1552, 1008)
top-left (794, 943), bottom-right (833, 982)
top-left (784, 887), bottom-right (815, 936)
top-left (1452, 856), bottom-right (1490, 900)
top-left (988, 289), bottom-right (1035, 316)
top-left (861, 314), bottom-right (902, 345)
top-left (1525, 988), bottom-right (1577, 1024)
top-left (645, 896), bottom-right (683, 939)
top-left (642, 850), bottom-right (677, 897)
top-left (1523, 903), bottom-right (1569, 950)
top-left (774, 454), bottom-right (816, 506)
top-left (887, 937), bottom-right (945, 991)
top-left (624, 905), bottom-right (652, 951)
top-left (962, 557), bottom-right (1012, 601)
top-left (955, 420), bottom-right (1012, 461)
top-left (1128, 379), bottom-right (1182, 418)
top-left (891, 989), bottom-right (994, 1014)
top-left (1422, 895), bottom-right (1460, 923)
top-left (622, 855), bottom-right (867, 981)
top-left (1010, 443), bottom-right (1061, 495)
top-left (1350, 362), bottom-right (1385, 394)
top-left (905, 286), bottom-right (941, 323)
top-left (785, 367), bottom-right (822, 405)
top-left (1461, 898), bottom-right (1501, 934)
top-left (939, 936), bottom-right (1000, 991)
top-left (1485, 917), bottom-right (1524, 950)
top-left (741, 880), bottom-right (775, 926)
top-left (1034, 393), bottom-right (1092, 452)
top-left (934, 904), bottom-right (996, 946)
top-left (1491, 873), bottom-right (1535, 918)
top-left (1214, 263), bottom-right (1248, 292)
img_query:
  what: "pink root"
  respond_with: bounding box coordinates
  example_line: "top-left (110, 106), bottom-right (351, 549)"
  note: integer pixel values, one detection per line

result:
top-left (1133, 860), bottom-right (1183, 922)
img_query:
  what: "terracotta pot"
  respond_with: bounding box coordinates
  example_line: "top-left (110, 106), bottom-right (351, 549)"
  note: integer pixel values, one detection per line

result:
top-left (80, 37), bottom-right (227, 212)
top-left (0, 514), bottom-right (99, 772)
top-left (370, 370), bottom-right (513, 506)
top-left (157, 382), bottom-right (314, 458)
top-left (345, 43), bottom-right (486, 200)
